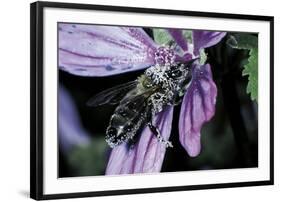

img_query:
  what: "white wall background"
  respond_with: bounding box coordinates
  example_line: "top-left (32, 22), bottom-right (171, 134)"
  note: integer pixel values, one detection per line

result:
top-left (0, 0), bottom-right (279, 201)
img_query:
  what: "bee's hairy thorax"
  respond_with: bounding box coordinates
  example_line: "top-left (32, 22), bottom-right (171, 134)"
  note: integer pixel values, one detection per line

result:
top-left (143, 63), bottom-right (186, 115)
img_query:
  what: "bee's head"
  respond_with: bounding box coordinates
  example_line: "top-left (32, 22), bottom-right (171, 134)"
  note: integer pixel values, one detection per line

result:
top-left (166, 65), bottom-right (184, 80)
top-left (167, 58), bottom-right (198, 80)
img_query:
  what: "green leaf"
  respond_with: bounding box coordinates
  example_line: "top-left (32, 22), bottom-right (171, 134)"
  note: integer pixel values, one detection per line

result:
top-left (227, 34), bottom-right (258, 101)
top-left (243, 48), bottom-right (258, 101)
top-left (199, 49), bottom-right (207, 65)
top-left (183, 30), bottom-right (193, 43)
top-left (153, 28), bottom-right (173, 45)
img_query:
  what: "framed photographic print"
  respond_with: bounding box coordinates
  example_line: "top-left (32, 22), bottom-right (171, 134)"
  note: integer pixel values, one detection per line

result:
top-left (30, 1), bottom-right (274, 200)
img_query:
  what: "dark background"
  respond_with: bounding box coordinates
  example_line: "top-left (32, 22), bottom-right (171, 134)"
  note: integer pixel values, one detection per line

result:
top-left (59, 29), bottom-right (258, 177)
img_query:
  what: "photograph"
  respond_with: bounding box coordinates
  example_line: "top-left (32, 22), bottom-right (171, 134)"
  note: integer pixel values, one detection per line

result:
top-left (58, 23), bottom-right (259, 177)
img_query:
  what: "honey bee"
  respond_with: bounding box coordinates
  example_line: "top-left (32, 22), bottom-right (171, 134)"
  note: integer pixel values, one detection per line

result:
top-left (87, 58), bottom-right (197, 148)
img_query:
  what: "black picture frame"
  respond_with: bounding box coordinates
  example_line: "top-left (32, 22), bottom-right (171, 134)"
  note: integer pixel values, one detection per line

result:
top-left (30, 1), bottom-right (274, 200)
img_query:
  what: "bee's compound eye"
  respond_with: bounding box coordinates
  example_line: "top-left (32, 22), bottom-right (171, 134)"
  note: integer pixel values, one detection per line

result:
top-left (172, 69), bottom-right (182, 78)
top-left (106, 127), bottom-right (118, 137)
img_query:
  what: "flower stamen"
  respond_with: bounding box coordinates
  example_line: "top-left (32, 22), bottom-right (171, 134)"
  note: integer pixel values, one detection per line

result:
top-left (154, 46), bottom-right (176, 65)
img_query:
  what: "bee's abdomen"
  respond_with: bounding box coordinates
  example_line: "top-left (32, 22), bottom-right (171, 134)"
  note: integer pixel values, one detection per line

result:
top-left (105, 105), bottom-right (147, 148)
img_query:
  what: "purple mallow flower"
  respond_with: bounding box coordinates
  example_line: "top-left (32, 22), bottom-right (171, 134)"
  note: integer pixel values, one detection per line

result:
top-left (59, 23), bottom-right (226, 174)
top-left (59, 85), bottom-right (90, 153)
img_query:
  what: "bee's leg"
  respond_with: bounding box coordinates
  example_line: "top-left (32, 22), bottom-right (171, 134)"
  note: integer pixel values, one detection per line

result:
top-left (147, 122), bottom-right (173, 148)
top-left (172, 99), bottom-right (182, 106)
top-left (171, 92), bottom-right (184, 106)
top-left (145, 105), bottom-right (173, 148)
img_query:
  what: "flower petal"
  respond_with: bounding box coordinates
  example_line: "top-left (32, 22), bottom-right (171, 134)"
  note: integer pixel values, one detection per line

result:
top-left (167, 29), bottom-right (189, 52)
top-left (59, 85), bottom-right (90, 152)
top-left (59, 23), bottom-right (157, 77)
top-left (179, 64), bottom-right (217, 157)
top-left (193, 31), bottom-right (226, 56)
top-left (106, 106), bottom-right (174, 174)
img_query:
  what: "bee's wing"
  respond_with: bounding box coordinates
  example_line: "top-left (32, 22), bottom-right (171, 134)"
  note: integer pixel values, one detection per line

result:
top-left (118, 87), bottom-right (156, 118)
top-left (87, 80), bottom-right (138, 107)
top-left (120, 87), bottom-right (154, 105)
